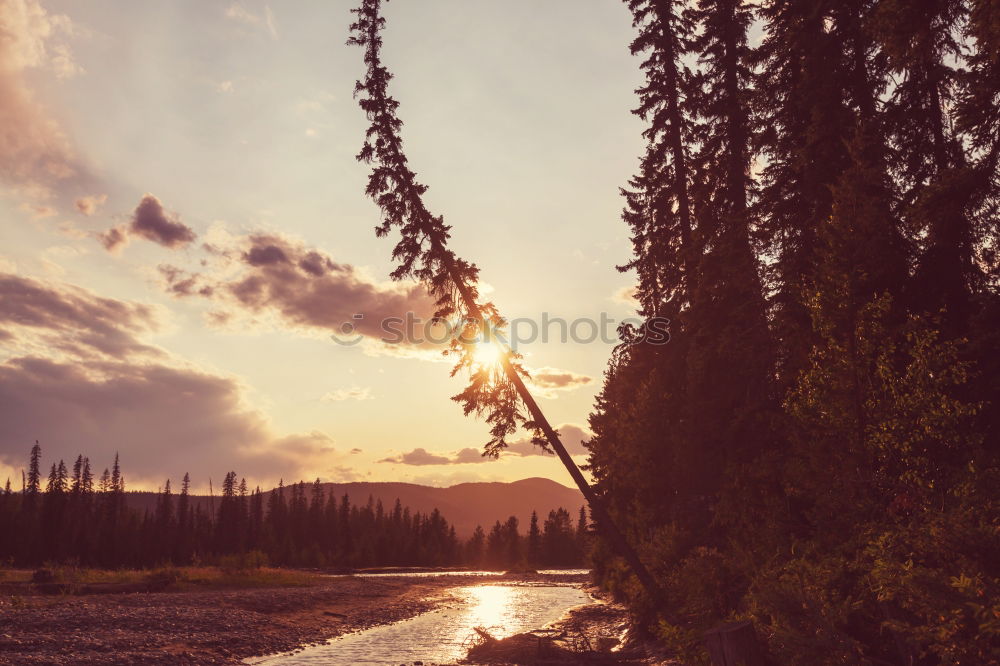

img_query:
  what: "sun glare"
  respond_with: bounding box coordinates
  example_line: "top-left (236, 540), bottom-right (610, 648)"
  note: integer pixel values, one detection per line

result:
top-left (463, 586), bottom-right (520, 639)
top-left (472, 342), bottom-right (503, 369)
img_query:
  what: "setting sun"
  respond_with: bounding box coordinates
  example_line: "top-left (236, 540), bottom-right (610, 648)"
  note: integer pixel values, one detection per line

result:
top-left (472, 341), bottom-right (504, 369)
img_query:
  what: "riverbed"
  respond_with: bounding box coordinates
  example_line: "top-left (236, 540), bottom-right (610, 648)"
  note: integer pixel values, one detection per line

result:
top-left (251, 582), bottom-right (592, 665)
top-left (0, 569), bottom-right (595, 665)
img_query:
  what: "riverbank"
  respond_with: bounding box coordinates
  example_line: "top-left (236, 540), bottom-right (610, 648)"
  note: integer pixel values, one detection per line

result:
top-left (464, 587), bottom-right (676, 665)
top-left (0, 568), bottom-right (590, 665)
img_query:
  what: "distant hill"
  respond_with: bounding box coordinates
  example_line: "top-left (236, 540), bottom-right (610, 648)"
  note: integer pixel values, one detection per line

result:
top-left (125, 477), bottom-right (585, 537)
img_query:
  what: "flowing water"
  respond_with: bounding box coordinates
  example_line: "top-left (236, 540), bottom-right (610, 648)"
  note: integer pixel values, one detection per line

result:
top-left (336, 569), bottom-right (590, 578)
top-left (251, 582), bottom-right (592, 665)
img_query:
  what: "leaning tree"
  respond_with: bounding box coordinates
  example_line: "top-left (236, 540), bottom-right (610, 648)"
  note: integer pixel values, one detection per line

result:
top-left (347, 0), bottom-right (664, 606)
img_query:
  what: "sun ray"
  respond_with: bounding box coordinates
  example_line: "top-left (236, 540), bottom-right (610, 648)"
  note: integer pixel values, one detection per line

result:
top-left (472, 341), bottom-right (502, 369)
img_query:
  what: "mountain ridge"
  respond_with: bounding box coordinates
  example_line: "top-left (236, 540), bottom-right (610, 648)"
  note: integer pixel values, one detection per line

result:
top-left (124, 477), bottom-right (585, 537)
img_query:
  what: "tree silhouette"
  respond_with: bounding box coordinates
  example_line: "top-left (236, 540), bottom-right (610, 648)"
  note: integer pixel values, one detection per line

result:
top-left (348, 0), bottom-right (666, 607)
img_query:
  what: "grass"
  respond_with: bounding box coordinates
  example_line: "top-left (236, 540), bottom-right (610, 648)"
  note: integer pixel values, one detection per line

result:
top-left (0, 565), bottom-right (324, 591)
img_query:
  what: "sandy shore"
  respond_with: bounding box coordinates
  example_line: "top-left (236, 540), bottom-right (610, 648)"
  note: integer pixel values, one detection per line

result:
top-left (0, 571), bottom-right (590, 665)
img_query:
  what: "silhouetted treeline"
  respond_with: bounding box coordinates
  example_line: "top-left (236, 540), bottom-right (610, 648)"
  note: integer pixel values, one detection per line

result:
top-left (585, 0), bottom-right (1000, 663)
top-left (463, 508), bottom-right (589, 570)
top-left (0, 444), bottom-right (586, 570)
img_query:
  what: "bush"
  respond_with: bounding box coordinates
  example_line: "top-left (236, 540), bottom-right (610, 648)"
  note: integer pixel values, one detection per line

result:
top-left (31, 569), bottom-right (55, 584)
top-left (145, 567), bottom-right (184, 588)
top-left (218, 550), bottom-right (269, 574)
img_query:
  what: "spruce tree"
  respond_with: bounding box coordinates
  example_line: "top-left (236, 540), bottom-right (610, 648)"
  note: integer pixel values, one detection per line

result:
top-left (620, 0), bottom-right (696, 319)
top-left (682, 0), bottom-right (774, 519)
top-left (871, 0), bottom-right (978, 331)
top-left (26, 441), bottom-right (42, 500)
top-left (527, 511), bottom-right (541, 566)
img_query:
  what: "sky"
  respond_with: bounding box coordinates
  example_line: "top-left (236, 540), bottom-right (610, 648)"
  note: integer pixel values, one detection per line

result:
top-left (0, 0), bottom-right (646, 492)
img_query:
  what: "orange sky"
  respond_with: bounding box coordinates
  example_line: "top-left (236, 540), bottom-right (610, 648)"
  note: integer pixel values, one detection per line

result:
top-left (0, 0), bottom-right (646, 492)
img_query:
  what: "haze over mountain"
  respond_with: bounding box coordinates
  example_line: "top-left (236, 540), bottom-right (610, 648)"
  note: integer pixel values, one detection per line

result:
top-left (126, 477), bottom-right (584, 537)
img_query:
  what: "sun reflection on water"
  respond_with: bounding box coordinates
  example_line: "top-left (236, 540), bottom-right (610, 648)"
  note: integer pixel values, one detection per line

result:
top-left (254, 584), bottom-right (591, 665)
top-left (462, 585), bottom-right (523, 640)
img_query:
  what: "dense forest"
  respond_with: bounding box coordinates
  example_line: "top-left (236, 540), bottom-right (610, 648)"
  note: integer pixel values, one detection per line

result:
top-left (0, 444), bottom-right (587, 570)
top-left (582, 0), bottom-right (1000, 663)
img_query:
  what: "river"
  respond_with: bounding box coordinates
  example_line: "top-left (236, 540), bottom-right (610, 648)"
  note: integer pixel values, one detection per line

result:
top-left (250, 575), bottom-right (593, 665)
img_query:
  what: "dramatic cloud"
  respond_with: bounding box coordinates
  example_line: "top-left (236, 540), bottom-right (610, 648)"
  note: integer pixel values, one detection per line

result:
top-left (0, 357), bottom-right (301, 482)
top-left (0, 272), bottom-right (161, 360)
top-left (505, 423), bottom-right (593, 457)
top-left (0, 272), bottom-right (352, 487)
top-left (0, 0), bottom-right (81, 194)
top-left (322, 387), bottom-right (373, 402)
top-left (74, 193), bottom-right (106, 216)
top-left (379, 446), bottom-right (493, 466)
top-left (159, 232), bottom-right (438, 355)
top-left (527, 366), bottom-right (594, 398)
top-left (101, 194), bottom-right (196, 252)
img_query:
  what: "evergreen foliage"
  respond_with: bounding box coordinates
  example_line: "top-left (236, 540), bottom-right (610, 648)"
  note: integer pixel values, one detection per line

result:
top-left (585, 0), bottom-right (1000, 661)
top-left (0, 446), bottom-right (586, 571)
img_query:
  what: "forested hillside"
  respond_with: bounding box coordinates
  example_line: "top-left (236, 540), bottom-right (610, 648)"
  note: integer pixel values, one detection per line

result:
top-left (585, 0), bottom-right (999, 663)
top-left (123, 477), bottom-right (583, 539)
top-left (0, 445), bottom-right (587, 570)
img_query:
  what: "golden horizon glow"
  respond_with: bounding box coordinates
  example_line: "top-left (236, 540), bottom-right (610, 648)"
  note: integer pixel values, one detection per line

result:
top-left (0, 0), bottom-right (638, 489)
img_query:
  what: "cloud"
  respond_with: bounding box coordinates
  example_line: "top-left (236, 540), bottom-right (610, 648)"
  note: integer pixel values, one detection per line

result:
top-left (612, 285), bottom-right (640, 307)
top-left (19, 202), bottom-right (56, 218)
top-left (216, 80), bottom-right (234, 93)
top-left (158, 231), bottom-right (438, 355)
top-left (99, 194), bottom-right (196, 252)
top-left (505, 423), bottom-right (593, 457)
top-left (98, 224), bottom-right (128, 254)
top-left (405, 469), bottom-right (504, 487)
top-left (378, 446), bottom-right (494, 466)
top-left (75, 193), bottom-right (106, 216)
top-left (0, 272), bottom-right (354, 487)
top-left (264, 6), bottom-right (277, 40)
top-left (322, 386), bottom-right (373, 402)
top-left (0, 272), bottom-right (161, 360)
top-left (129, 194), bottom-right (195, 247)
top-left (526, 366), bottom-right (593, 398)
top-left (0, 358), bottom-right (282, 479)
top-left (379, 448), bottom-right (451, 466)
top-left (452, 447), bottom-right (488, 464)
top-left (0, 0), bottom-right (82, 194)
top-left (225, 2), bottom-right (278, 40)
top-left (224, 2), bottom-right (258, 25)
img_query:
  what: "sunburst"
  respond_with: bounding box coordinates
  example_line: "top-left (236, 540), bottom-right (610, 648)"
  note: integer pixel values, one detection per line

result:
top-left (472, 341), bottom-right (503, 369)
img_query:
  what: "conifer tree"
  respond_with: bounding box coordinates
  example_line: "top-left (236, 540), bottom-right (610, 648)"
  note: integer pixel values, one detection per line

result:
top-left (26, 441), bottom-right (42, 499)
top-left (465, 525), bottom-right (485, 567)
top-left (871, 0), bottom-right (978, 332)
top-left (81, 458), bottom-right (93, 495)
top-left (680, 0), bottom-right (775, 521)
top-left (349, 0), bottom-right (666, 605)
top-left (752, 0), bottom-right (859, 378)
top-left (527, 511), bottom-right (541, 566)
top-left (620, 0), bottom-right (696, 318)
